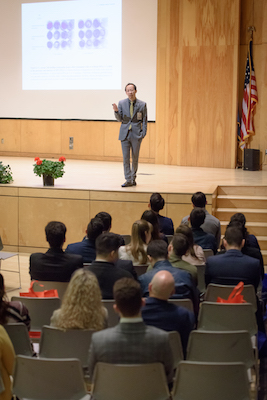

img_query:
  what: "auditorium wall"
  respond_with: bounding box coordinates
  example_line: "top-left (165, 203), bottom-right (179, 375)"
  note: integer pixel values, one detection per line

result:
top-left (0, 0), bottom-right (266, 169)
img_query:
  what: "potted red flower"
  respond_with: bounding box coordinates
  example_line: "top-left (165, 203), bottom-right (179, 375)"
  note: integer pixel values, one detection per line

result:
top-left (33, 157), bottom-right (66, 186)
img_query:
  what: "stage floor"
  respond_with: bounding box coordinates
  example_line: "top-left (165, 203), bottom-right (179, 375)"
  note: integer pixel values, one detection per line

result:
top-left (1, 156), bottom-right (267, 194)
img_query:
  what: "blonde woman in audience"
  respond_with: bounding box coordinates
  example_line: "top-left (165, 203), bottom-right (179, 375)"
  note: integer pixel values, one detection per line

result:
top-left (0, 325), bottom-right (15, 400)
top-left (175, 225), bottom-right (205, 265)
top-left (118, 220), bottom-right (153, 266)
top-left (50, 269), bottom-right (107, 330)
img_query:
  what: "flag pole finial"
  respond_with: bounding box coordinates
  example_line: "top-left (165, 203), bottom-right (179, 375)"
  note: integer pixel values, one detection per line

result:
top-left (248, 26), bottom-right (256, 39)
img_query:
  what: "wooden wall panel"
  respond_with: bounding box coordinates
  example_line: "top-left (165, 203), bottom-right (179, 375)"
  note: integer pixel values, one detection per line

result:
top-left (0, 120), bottom-right (21, 152)
top-left (20, 120), bottom-right (62, 154)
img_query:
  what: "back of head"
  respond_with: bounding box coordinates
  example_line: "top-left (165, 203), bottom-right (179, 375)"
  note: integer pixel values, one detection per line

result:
top-left (87, 217), bottom-right (105, 241)
top-left (45, 221), bottom-right (66, 248)
top-left (175, 224), bottom-right (194, 248)
top-left (147, 240), bottom-right (168, 260)
top-left (150, 270), bottom-right (175, 300)
top-left (224, 225), bottom-right (243, 247)
top-left (95, 212), bottom-right (112, 232)
top-left (149, 192), bottom-right (165, 212)
top-left (113, 277), bottom-right (142, 317)
top-left (131, 219), bottom-right (152, 245)
top-left (171, 233), bottom-right (189, 257)
top-left (230, 213), bottom-right (246, 226)
top-left (95, 232), bottom-right (121, 257)
top-left (58, 269), bottom-right (104, 330)
top-left (190, 207), bottom-right (205, 229)
top-left (141, 210), bottom-right (160, 240)
top-left (0, 273), bottom-right (8, 324)
top-left (191, 192), bottom-right (206, 208)
top-left (227, 221), bottom-right (246, 240)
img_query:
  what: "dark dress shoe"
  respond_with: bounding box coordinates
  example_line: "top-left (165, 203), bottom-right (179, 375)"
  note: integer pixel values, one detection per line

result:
top-left (132, 180), bottom-right (137, 186)
top-left (121, 181), bottom-right (133, 187)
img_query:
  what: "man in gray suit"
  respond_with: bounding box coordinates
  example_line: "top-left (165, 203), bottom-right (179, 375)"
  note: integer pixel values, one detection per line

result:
top-left (113, 83), bottom-right (147, 187)
top-left (88, 277), bottom-right (174, 386)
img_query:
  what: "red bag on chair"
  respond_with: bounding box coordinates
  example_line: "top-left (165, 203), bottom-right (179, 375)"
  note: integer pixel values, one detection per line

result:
top-left (20, 281), bottom-right (58, 298)
top-left (217, 281), bottom-right (246, 304)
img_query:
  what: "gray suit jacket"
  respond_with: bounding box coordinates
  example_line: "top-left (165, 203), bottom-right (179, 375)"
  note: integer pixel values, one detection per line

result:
top-left (88, 321), bottom-right (174, 384)
top-left (115, 98), bottom-right (147, 141)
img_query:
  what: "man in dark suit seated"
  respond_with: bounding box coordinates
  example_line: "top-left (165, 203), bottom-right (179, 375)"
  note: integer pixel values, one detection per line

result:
top-left (65, 217), bottom-right (104, 263)
top-left (88, 277), bottom-right (174, 386)
top-left (190, 208), bottom-right (217, 255)
top-left (205, 225), bottom-right (261, 291)
top-left (85, 233), bottom-right (133, 299)
top-left (142, 270), bottom-right (195, 357)
top-left (29, 221), bottom-right (83, 282)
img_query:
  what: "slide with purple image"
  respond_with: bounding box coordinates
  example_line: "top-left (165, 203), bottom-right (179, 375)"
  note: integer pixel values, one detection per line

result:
top-left (22, 0), bottom-right (121, 90)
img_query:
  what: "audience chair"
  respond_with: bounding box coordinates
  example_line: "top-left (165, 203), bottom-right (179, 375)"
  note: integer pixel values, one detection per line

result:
top-left (205, 283), bottom-right (257, 312)
top-left (91, 362), bottom-right (170, 400)
top-left (133, 264), bottom-right (148, 277)
top-left (11, 296), bottom-right (61, 338)
top-left (197, 302), bottom-right (257, 336)
top-left (4, 323), bottom-right (33, 356)
top-left (172, 361), bottom-right (250, 400)
top-left (32, 280), bottom-right (69, 300)
top-left (203, 249), bottom-right (214, 260)
top-left (39, 325), bottom-right (94, 368)
top-left (195, 264), bottom-right (206, 294)
top-left (101, 299), bottom-right (119, 327)
top-left (121, 234), bottom-right (131, 245)
top-left (12, 355), bottom-right (90, 400)
top-left (169, 298), bottom-right (194, 313)
top-left (168, 331), bottom-right (184, 367)
top-left (166, 235), bottom-right (173, 244)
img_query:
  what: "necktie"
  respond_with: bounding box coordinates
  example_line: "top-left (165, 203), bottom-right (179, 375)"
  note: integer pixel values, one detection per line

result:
top-left (129, 101), bottom-right (133, 130)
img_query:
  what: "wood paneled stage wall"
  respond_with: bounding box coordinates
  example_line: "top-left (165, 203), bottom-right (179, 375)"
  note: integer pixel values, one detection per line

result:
top-left (0, 0), bottom-right (266, 169)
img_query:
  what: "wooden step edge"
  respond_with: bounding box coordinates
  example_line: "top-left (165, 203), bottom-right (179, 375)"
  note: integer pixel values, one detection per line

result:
top-left (220, 221), bottom-right (267, 227)
top-left (216, 208), bottom-right (267, 214)
top-left (217, 195), bottom-right (267, 200)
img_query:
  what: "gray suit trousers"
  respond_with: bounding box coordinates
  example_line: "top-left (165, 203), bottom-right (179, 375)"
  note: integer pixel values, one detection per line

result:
top-left (121, 130), bottom-right (142, 182)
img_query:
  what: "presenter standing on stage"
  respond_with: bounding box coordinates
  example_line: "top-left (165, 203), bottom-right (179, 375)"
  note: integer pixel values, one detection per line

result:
top-left (113, 83), bottom-right (147, 187)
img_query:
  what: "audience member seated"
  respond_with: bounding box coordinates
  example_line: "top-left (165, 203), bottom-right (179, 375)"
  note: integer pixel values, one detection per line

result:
top-left (88, 277), bottom-right (174, 386)
top-left (190, 208), bottom-right (217, 255)
top-left (142, 270), bottom-right (195, 357)
top-left (181, 191), bottom-right (221, 247)
top-left (205, 225), bottom-right (261, 291)
top-left (0, 274), bottom-right (30, 330)
top-left (85, 233), bottom-right (133, 299)
top-left (30, 221), bottom-right (83, 282)
top-left (149, 192), bottom-right (174, 235)
top-left (0, 325), bottom-right (15, 400)
top-left (141, 210), bottom-right (168, 244)
top-left (118, 220), bottom-right (153, 266)
top-left (51, 269), bottom-right (107, 329)
top-left (138, 240), bottom-right (199, 315)
top-left (65, 217), bottom-right (104, 263)
top-left (230, 212), bottom-right (261, 250)
top-left (175, 225), bottom-right (205, 265)
top-left (168, 233), bottom-right (198, 286)
top-left (95, 211), bottom-right (125, 246)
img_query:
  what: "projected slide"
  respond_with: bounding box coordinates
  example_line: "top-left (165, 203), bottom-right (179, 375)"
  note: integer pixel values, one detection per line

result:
top-left (22, 0), bottom-right (122, 90)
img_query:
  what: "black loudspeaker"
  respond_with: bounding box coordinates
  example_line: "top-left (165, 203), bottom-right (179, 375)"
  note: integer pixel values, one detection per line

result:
top-left (243, 149), bottom-right (260, 171)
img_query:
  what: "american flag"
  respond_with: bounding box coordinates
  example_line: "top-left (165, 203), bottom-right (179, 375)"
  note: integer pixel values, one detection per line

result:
top-left (239, 39), bottom-right (258, 150)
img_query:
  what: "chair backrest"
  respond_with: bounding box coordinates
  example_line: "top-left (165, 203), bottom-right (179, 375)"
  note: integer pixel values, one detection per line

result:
top-left (101, 299), bottom-right (119, 327)
top-left (195, 264), bottom-right (206, 293)
top-left (32, 281), bottom-right (69, 300)
top-left (13, 355), bottom-right (90, 400)
top-left (0, 236), bottom-right (3, 251)
top-left (172, 361), bottom-right (250, 400)
top-left (168, 331), bottom-right (184, 367)
top-left (133, 264), bottom-right (148, 277)
top-left (121, 235), bottom-right (131, 245)
top-left (186, 330), bottom-right (255, 369)
top-left (39, 325), bottom-right (95, 368)
top-left (11, 297), bottom-right (61, 332)
top-left (91, 362), bottom-right (170, 400)
top-left (168, 298), bottom-right (194, 313)
top-left (205, 283), bottom-right (257, 312)
top-left (203, 249), bottom-right (214, 260)
top-left (4, 323), bottom-right (33, 356)
top-left (165, 235), bottom-right (173, 244)
top-left (198, 302), bottom-right (257, 336)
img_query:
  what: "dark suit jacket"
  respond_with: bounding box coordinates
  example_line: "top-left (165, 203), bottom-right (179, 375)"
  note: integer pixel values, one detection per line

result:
top-left (85, 261), bottom-right (133, 299)
top-left (29, 248), bottom-right (83, 282)
top-left (192, 227), bottom-right (217, 254)
top-left (65, 237), bottom-right (96, 263)
top-left (88, 321), bottom-right (174, 384)
top-left (205, 249), bottom-right (261, 290)
top-left (115, 259), bottom-right (137, 280)
top-left (158, 215), bottom-right (174, 235)
top-left (142, 297), bottom-right (195, 357)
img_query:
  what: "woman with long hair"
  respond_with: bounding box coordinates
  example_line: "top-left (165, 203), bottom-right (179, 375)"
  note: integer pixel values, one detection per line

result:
top-left (118, 220), bottom-right (153, 265)
top-left (50, 269), bottom-right (107, 330)
top-left (141, 210), bottom-right (168, 243)
top-left (174, 225), bottom-right (205, 265)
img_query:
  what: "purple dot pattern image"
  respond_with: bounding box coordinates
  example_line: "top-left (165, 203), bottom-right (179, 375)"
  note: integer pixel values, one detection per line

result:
top-left (47, 19), bottom-right (74, 50)
top-left (78, 18), bottom-right (106, 49)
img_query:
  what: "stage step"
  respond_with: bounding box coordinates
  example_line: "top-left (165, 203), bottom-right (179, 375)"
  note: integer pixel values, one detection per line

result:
top-left (217, 186), bottom-right (267, 196)
top-left (217, 195), bottom-right (267, 209)
top-left (216, 208), bottom-right (267, 223)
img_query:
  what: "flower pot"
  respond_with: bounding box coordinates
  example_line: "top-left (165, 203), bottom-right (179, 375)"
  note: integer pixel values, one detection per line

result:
top-left (42, 174), bottom-right (54, 186)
